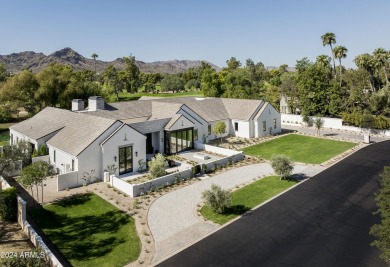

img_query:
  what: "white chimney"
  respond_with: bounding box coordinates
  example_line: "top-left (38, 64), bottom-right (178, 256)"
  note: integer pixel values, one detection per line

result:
top-left (71, 99), bottom-right (84, 111)
top-left (88, 96), bottom-right (105, 111)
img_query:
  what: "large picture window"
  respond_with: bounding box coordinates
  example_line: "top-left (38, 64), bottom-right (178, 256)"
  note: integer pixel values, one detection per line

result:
top-left (165, 128), bottom-right (194, 155)
top-left (119, 146), bottom-right (133, 175)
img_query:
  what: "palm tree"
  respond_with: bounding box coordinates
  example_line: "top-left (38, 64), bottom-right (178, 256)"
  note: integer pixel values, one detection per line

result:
top-left (354, 53), bottom-right (376, 91)
top-left (316, 54), bottom-right (331, 69)
top-left (333, 45), bottom-right (348, 86)
top-left (321, 32), bottom-right (337, 76)
top-left (373, 48), bottom-right (389, 86)
top-left (91, 53), bottom-right (99, 75)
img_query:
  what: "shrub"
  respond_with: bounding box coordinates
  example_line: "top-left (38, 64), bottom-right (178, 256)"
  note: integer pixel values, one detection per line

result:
top-left (31, 149), bottom-right (38, 158)
top-left (148, 153), bottom-right (167, 179)
top-left (201, 184), bottom-right (231, 214)
top-left (370, 166), bottom-right (390, 263)
top-left (0, 187), bottom-right (17, 221)
top-left (38, 145), bottom-right (47, 156)
top-left (270, 155), bottom-right (294, 180)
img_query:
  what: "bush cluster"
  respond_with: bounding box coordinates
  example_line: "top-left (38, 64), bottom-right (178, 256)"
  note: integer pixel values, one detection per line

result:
top-left (0, 187), bottom-right (17, 221)
top-left (370, 166), bottom-right (390, 264)
top-left (202, 184), bottom-right (231, 214)
top-left (342, 112), bottom-right (390, 130)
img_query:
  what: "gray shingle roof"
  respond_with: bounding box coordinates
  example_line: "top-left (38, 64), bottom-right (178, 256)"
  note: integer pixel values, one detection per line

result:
top-left (10, 108), bottom-right (68, 140)
top-left (221, 98), bottom-right (264, 120)
top-left (11, 107), bottom-right (117, 156)
top-left (130, 118), bottom-right (171, 134)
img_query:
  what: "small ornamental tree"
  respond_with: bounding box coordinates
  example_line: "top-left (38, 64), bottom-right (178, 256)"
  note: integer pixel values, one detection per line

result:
top-left (314, 117), bottom-right (324, 135)
top-left (148, 153), bottom-right (167, 179)
top-left (270, 155), bottom-right (294, 180)
top-left (20, 161), bottom-right (54, 204)
top-left (202, 184), bottom-right (232, 214)
top-left (213, 121), bottom-right (227, 145)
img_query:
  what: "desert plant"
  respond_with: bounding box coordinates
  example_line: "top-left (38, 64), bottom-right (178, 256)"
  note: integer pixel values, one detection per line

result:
top-left (270, 154), bottom-right (294, 180)
top-left (201, 184), bottom-right (232, 214)
top-left (105, 164), bottom-right (118, 175)
top-left (82, 169), bottom-right (96, 185)
top-left (148, 153), bottom-right (167, 179)
top-left (138, 159), bottom-right (146, 172)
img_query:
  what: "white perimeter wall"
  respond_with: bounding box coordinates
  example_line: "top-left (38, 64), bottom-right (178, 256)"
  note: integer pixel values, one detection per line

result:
top-left (101, 124), bottom-right (147, 177)
top-left (57, 171), bottom-right (79, 191)
top-left (281, 114), bottom-right (343, 129)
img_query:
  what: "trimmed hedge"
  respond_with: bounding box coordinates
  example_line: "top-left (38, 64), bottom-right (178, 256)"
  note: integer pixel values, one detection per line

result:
top-left (0, 187), bottom-right (17, 221)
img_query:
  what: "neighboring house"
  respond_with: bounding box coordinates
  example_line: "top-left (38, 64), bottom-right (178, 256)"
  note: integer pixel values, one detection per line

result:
top-left (10, 96), bottom-right (280, 184)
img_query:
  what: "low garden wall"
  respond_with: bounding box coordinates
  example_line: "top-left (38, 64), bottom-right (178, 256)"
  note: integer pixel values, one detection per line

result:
top-left (0, 177), bottom-right (62, 266)
top-left (194, 142), bottom-right (243, 157)
top-left (32, 155), bottom-right (50, 164)
top-left (17, 197), bottom-right (63, 267)
top-left (108, 144), bottom-right (244, 197)
top-left (109, 174), bottom-right (134, 196)
top-left (57, 171), bottom-right (79, 191)
top-left (132, 168), bottom-right (193, 196)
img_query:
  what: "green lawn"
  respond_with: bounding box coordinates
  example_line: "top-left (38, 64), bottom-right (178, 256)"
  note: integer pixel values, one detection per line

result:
top-left (0, 131), bottom-right (9, 146)
top-left (201, 176), bottom-right (297, 225)
top-left (242, 134), bottom-right (356, 164)
top-left (111, 91), bottom-right (203, 102)
top-left (29, 193), bottom-right (141, 267)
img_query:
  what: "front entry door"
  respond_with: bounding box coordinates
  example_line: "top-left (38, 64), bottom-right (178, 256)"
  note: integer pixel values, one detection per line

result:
top-left (119, 146), bottom-right (133, 175)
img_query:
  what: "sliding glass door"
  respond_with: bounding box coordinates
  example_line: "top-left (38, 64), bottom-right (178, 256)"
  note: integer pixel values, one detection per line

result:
top-left (165, 128), bottom-right (194, 155)
top-left (119, 146), bottom-right (133, 175)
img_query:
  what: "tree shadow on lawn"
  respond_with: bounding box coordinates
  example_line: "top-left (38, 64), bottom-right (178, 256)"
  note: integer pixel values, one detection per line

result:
top-left (222, 205), bottom-right (251, 216)
top-left (51, 193), bottom-right (92, 207)
top-left (29, 196), bottom-right (132, 262)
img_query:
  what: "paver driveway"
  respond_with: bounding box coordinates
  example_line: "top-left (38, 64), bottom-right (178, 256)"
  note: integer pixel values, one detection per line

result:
top-left (148, 163), bottom-right (324, 261)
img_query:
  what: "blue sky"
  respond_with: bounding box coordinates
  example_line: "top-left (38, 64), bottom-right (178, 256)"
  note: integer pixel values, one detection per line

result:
top-left (1, 0), bottom-right (389, 68)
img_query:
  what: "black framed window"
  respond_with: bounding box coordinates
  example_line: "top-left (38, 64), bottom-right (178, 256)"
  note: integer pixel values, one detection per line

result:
top-left (263, 121), bottom-right (266, 131)
top-left (273, 119), bottom-right (277, 129)
top-left (208, 125), bottom-right (211, 135)
top-left (194, 129), bottom-right (198, 140)
top-left (54, 150), bottom-right (56, 163)
top-left (234, 122), bottom-right (238, 131)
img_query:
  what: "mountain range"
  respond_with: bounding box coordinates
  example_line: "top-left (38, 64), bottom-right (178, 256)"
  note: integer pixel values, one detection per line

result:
top-left (0, 47), bottom-right (221, 74)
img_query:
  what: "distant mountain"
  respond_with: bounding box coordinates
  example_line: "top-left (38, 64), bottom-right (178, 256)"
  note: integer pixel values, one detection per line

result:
top-left (0, 47), bottom-right (221, 74)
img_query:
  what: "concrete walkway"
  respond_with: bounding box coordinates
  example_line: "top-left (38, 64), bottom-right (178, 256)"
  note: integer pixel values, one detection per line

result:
top-left (148, 163), bottom-right (325, 262)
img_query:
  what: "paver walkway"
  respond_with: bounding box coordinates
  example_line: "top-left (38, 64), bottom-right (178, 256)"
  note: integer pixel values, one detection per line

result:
top-left (148, 163), bottom-right (325, 262)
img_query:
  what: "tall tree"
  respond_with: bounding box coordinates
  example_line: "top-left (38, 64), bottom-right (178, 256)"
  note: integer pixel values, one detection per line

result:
top-left (225, 57), bottom-right (241, 71)
top-left (316, 55), bottom-right (331, 69)
top-left (103, 65), bottom-right (120, 101)
top-left (0, 63), bottom-right (7, 82)
top-left (321, 32), bottom-right (337, 76)
top-left (333, 45), bottom-right (348, 86)
top-left (91, 53), bottom-right (99, 75)
top-left (373, 48), bottom-right (389, 86)
top-left (123, 56), bottom-right (140, 93)
top-left (354, 53), bottom-right (376, 91)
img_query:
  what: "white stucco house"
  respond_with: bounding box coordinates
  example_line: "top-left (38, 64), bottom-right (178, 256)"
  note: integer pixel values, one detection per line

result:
top-left (10, 96), bottom-right (280, 186)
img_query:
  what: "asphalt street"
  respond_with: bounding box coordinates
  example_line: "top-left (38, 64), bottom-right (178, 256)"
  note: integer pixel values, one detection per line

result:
top-left (157, 141), bottom-right (390, 267)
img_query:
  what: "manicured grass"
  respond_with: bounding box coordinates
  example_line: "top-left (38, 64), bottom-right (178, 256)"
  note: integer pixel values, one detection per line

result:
top-left (29, 193), bottom-right (141, 267)
top-left (0, 131), bottom-right (9, 146)
top-left (111, 91), bottom-right (203, 102)
top-left (201, 176), bottom-right (297, 225)
top-left (242, 134), bottom-right (356, 164)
